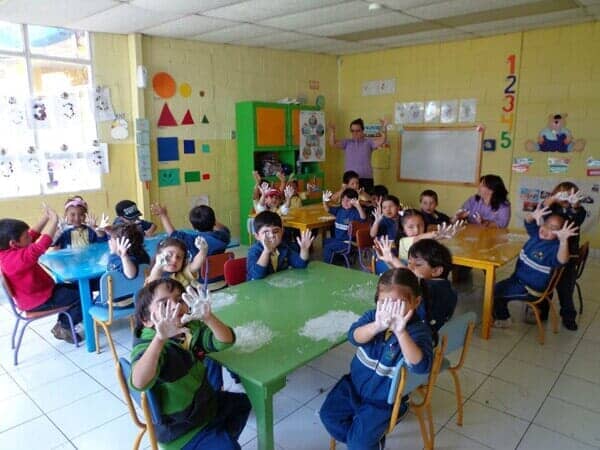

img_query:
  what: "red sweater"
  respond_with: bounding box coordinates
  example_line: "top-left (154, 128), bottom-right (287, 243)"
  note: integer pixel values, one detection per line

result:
top-left (0, 230), bottom-right (55, 311)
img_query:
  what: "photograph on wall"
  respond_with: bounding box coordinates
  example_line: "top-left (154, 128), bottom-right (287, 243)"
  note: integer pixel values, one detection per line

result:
top-left (424, 101), bottom-right (440, 123)
top-left (299, 110), bottom-right (325, 162)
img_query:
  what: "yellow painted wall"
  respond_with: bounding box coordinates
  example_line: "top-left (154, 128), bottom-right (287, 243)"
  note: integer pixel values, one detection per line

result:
top-left (142, 37), bottom-right (338, 236)
top-left (335, 21), bottom-right (600, 247)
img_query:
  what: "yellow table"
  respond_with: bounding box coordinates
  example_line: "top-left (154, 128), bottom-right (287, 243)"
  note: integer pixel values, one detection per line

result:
top-left (444, 225), bottom-right (525, 339)
top-left (249, 204), bottom-right (335, 242)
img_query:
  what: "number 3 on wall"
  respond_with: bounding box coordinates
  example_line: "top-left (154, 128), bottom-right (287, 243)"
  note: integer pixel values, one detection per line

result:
top-left (500, 131), bottom-right (512, 149)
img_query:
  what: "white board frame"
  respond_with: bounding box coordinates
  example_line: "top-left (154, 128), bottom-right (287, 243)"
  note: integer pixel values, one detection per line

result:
top-left (397, 125), bottom-right (483, 186)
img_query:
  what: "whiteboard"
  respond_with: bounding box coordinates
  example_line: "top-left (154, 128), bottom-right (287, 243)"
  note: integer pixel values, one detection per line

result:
top-left (398, 126), bottom-right (483, 185)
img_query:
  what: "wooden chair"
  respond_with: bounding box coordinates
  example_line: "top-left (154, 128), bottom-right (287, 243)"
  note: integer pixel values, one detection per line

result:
top-left (354, 227), bottom-right (374, 273)
top-left (89, 265), bottom-right (148, 363)
top-left (224, 257), bottom-right (247, 286)
top-left (329, 337), bottom-right (447, 450)
top-left (524, 267), bottom-right (564, 345)
top-left (0, 271), bottom-right (79, 365)
top-left (328, 221), bottom-right (369, 268)
top-left (437, 312), bottom-right (477, 426)
top-left (574, 241), bottom-right (589, 314)
top-left (116, 357), bottom-right (159, 450)
top-left (200, 251), bottom-right (234, 292)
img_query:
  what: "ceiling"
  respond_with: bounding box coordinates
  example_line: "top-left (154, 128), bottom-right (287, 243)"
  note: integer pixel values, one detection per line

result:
top-left (0, 0), bottom-right (599, 55)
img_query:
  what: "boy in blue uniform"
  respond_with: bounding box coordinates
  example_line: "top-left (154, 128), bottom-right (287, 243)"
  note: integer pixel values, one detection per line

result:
top-left (152, 203), bottom-right (231, 258)
top-left (493, 203), bottom-right (578, 328)
top-left (114, 200), bottom-right (157, 237)
top-left (370, 195), bottom-right (402, 242)
top-left (320, 268), bottom-right (433, 450)
top-left (246, 211), bottom-right (313, 280)
top-left (322, 188), bottom-right (366, 264)
top-left (419, 190), bottom-right (450, 229)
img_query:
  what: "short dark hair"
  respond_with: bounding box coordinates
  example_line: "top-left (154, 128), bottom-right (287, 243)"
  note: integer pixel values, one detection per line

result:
top-left (343, 170), bottom-right (360, 184)
top-left (370, 185), bottom-right (389, 198)
top-left (383, 195), bottom-right (400, 208)
top-left (111, 223), bottom-right (149, 263)
top-left (420, 190), bottom-right (439, 203)
top-left (349, 118), bottom-right (365, 131)
top-left (189, 205), bottom-right (216, 231)
top-left (400, 208), bottom-right (424, 227)
top-left (0, 219), bottom-right (29, 250)
top-left (478, 174), bottom-right (509, 211)
top-left (134, 278), bottom-right (184, 337)
top-left (408, 239), bottom-right (453, 279)
top-left (341, 188), bottom-right (359, 200)
top-left (253, 211), bottom-right (282, 233)
top-left (375, 268), bottom-right (421, 303)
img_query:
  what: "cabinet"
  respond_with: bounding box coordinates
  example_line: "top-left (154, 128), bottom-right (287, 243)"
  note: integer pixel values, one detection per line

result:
top-left (236, 101), bottom-right (324, 244)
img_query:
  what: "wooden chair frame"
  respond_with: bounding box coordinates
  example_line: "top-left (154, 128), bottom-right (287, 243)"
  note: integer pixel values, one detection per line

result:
top-left (574, 241), bottom-right (589, 315)
top-left (524, 267), bottom-right (564, 345)
top-left (354, 227), bottom-right (374, 273)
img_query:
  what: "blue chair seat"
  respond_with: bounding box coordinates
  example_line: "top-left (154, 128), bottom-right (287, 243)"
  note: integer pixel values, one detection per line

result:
top-left (89, 304), bottom-right (135, 322)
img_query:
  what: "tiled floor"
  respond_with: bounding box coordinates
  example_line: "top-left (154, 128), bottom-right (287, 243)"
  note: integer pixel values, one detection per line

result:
top-left (1, 256), bottom-right (599, 449)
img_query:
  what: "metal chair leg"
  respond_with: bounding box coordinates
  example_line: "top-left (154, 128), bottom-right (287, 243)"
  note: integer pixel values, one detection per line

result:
top-left (576, 281), bottom-right (583, 315)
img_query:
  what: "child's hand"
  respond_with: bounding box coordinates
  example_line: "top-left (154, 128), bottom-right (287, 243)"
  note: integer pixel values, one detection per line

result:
top-left (379, 118), bottom-right (389, 128)
top-left (181, 285), bottom-right (211, 324)
top-left (97, 213), bottom-right (110, 231)
top-left (436, 222), bottom-right (453, 239)
top-left (259, 182), bottom-right (270, 196)
top-left (284, 184), bottom-right (294, 199)
top-left (472, 212), bottom-right (483, 224)
top-left (152, 299), bottom-right (188, 341)
top-left (277, 170), bottom-right (286, 186)
top-left (530, 203), bottom-right (551, 225)
top-left (453, 209), bottom-right (469, 221)
top-left (156, 252), bottom-right (170, 268)
top-left (115, 236), bottom-right (131, 257)
top-left (327, 123), bottom-right (336, 132)
top-left (252, 170), bottom-right (262, 186)
top-left (259, 232), bottom-right (277, 253)
top-left (150, 203), bottom-right (167, 216)
top-left (374, 236), bottom-right (394, 264)
top-left (194, 236), bottom-right (208, 255)
top-left (391, 299), bottom-right (414, 336)
top-left (349, 198), bottom-right (360, 208)
top-left (553, 220), bottom-right (579, 242)
top-left (372, 201), bottom-right (383, 223)
top-left (567, 188), bottom-right (584, 206)
top-left (322, 190), bottom-right (333, 202)
top-left (296, 229), bottom-right (315, 251)
top-left (86, 212), bottom-right (97, 228)
top-left (553, 191), bottom-right (570, 202)
top-left (375, 298), bottom-right (395, 332)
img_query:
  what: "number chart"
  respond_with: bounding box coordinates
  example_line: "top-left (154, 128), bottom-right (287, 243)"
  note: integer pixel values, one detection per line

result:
top-left (500, 54), bottom-right (517, 149)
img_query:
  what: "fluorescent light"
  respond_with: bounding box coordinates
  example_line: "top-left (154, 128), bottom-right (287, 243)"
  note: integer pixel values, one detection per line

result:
top-left (368, 3), bottom-right (382, 11)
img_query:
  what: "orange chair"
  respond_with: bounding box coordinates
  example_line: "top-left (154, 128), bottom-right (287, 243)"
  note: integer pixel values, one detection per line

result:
top-left (354, 227), bottom-right (374, 273)
top-left (224, 257), bottom-right (247, 286)
top-left (200, 251), bottom-right (234, 292)
top-left (524, 267), bottom-right (564, 345)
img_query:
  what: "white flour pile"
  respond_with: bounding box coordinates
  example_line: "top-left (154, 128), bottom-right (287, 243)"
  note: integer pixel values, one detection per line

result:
top-left (331, 282), bottom-right (377, 302)
top-left (266, 277), bottom-right (304, 288)
top-left (233, 321), bottom-right (274, 353)
top-left (299, 310), bottom-right (360, 342)
top-left (210, 292), bottom-right (236, 310)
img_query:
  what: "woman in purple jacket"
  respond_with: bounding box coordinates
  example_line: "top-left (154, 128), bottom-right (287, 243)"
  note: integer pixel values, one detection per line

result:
top-left (454, 174), bottom-right (511, 228)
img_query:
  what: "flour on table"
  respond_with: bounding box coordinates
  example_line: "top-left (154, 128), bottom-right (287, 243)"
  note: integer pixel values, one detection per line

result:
top-left (506, 233), bottom-right (528, 242)
top-left (210, 292), bottom-right (236, 310)
top-left (299, 310), bottom-right (360, 342)
top-left (331, 282), bottom-right (377, 302)
top-left (266, 276), bottom-right (304, 288)
top-left (234, 321), bottom-right (274, 353)
top-left (463, 236), bottom-right (478, 242)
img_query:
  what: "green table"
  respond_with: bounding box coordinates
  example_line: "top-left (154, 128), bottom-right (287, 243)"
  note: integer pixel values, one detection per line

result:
top-left (208, 262), bottom-right (377, 450)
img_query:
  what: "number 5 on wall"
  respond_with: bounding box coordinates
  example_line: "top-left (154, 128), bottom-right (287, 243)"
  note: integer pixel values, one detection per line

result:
top-left (500, 131), bottom-right (512, 149)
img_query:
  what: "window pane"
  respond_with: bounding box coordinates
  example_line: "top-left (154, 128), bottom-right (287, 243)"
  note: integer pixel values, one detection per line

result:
top-left (0, 21), bottom-right (24, 52)
top-left (28, 26), bottom-right (89, 60)
top-left (0, 55), bottom-right (28, 96)
top-left (31, 59), bottom-right (90, 93)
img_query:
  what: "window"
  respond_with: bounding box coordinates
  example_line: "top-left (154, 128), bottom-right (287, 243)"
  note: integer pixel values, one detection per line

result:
top-left (0, 22), bottom-right (100, 198)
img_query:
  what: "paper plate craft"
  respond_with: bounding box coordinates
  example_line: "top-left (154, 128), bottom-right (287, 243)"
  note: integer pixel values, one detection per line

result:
top-left (110, 115), bottom-right (129, 140)
top-left (179, 83), bottom-right (192, 98)
top-left (157, 103), bottom-right (177, 127)
top-left (525, 113), bottom-right (586, 152)
top-left (152, 72), bottom-right (176, 99)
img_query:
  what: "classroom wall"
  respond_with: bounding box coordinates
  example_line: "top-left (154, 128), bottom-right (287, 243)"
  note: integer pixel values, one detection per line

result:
top-left (334, 21), bottom-right (600, 248)
top-left (141, 37), bottom-right (338, 236)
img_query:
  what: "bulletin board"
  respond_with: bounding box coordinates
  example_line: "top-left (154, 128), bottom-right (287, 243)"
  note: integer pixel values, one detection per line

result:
top-left (398, 126), bottom-right (483, 185)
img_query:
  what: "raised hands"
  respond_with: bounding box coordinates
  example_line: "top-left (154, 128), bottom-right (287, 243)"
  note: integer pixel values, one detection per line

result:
top-left (181, 284), bottom-right (211, 324)
top-left (252, 170), bottom-right (262, 186)
top-left (152, 299), bottom-right (188, 340)
top-left (373, 236), bottom-right (395, 265)
top-left (114, 236), bottom-right (131, 257)
top-left (322, 190), bottom-right (333, 202)
top-left (296, 229), bottom-right (315, 251)
top-left (436, 220), bottom-right (465, 239)
top-left (374, 298), bottom-right (395, 332)
top-left (453, 208), bottom-right (470, 222)
top-left (284, 184), bottom-right (295, 199)
top-left (194, 236), bottom-right (208, 255)
top-left (97, 213), bottom-right (110, 230)
top-left (150, 202), bottom-right (167, 216)
top-left (567, 188), bottom-right (584, 206)
top-left (529, 203), bottom-right (551, 225)
top-left (553, 220), bottom-right (579, 242)
top-left (371, 201), bottom-right (384, 223)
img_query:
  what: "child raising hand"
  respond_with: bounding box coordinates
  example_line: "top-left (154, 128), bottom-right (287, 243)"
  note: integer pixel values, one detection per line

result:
top-left (146, 237), bottom-right (208, 288)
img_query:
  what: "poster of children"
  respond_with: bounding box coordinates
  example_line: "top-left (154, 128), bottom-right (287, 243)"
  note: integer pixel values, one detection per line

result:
top-left (299, 110), bottom-right (325, 162)
top-left (517, 176), bottom-right (600, 234)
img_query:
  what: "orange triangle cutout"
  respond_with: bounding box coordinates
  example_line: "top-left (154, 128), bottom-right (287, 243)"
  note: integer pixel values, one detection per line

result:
top-left (181, 109), bottom-right (195, 125)
top-left (158, 103), bottom-right (178, 127)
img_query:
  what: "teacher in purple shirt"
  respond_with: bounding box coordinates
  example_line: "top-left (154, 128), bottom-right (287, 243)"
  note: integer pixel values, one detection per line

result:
top-left (328, 118), bottom-right (387, 192)
top-left (453, 174), bottom-right (511, 228)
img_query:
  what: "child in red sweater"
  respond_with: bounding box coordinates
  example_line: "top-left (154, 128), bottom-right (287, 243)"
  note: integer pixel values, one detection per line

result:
top-left (0, 206), bottom-right (82, 343)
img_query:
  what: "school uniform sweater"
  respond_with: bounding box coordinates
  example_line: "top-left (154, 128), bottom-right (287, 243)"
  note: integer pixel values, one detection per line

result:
top-left (246, 241), bottom-right (307, 280)
top-left (328, 206), bottom-right (364, 241)
top-left (171, 228), bottom-right (230, 259)
top-left (417, 279), bottom-right (457, 344)
top-left (549, 204), bottom-right (586, 255)
top-left (53, 225), bottom-right (107, 248)
top-left (347, 310), bottom-right (432, 405)
top-left (376, 216), bottom-right (401, 241)
top-left (130, 322), bottom-right (234, 449)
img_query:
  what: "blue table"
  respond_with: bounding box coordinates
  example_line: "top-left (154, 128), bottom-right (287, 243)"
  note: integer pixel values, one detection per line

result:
top-left (39, 236), bottom-right (163, 352)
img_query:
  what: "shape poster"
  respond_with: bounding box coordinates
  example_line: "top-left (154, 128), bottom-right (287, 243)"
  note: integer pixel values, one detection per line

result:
top-left (299, 110), bottom-right (325, 162)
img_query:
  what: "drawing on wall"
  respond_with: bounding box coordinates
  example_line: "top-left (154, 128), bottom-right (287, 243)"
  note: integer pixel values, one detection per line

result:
top-left (405, 102), bottom-right (424, 124)
top-left (424, 101), bottom-right (440, 123)
top-left (28, 96), bottom-right (51, 129)
top-left (299, 110), bottom-right (325, 162)
top-left (110, 114), bottom-right (129, 140)
top-left (440, 100), bottom-right (458, 123)
top-left (525, 113), bottom-right (586, 152)
top-left (459, 98), bottom-right (477, 122)
top-left (94, 87), bottom-right (116, 122)
top-left (55, 92), bottom-right (81, 128)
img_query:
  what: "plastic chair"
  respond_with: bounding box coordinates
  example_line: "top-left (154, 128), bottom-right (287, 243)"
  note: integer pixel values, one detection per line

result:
top-left (89, 265), bottom-right (148, 362)
top-left (354, 227), bottom-right (374, 273)
top-left (438, 312), bottom-right (477, 426)
top-left (574, 241), bottom-right (589, 314)
top-left (201, 251), bottom-right (234, 292)
top-left (524, 267), bottom-right (564, 345)
top-left (0, 271), bottom-right (78, 365)
top-left (329, 337), bottom-right (447, 450)
top-left (224, 257), bottom-right (247, 286)
top-left (116, 357), bottom-right (159, 450)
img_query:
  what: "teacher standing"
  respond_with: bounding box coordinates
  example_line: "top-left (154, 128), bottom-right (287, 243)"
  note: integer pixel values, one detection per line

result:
top-left (328, 118), bottom-right (388, 192)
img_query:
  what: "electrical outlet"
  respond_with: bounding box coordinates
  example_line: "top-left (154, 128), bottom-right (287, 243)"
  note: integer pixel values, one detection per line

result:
top-left (231, 130), bottom-right (236, 140)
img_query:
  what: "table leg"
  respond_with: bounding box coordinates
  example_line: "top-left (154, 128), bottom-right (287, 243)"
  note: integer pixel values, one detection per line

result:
top-left (481, 265), bottom-right (496, 340)
top-left (241, 377), bottom-right (285, 450)
top-left (77, 278), bottom-right (96, 352)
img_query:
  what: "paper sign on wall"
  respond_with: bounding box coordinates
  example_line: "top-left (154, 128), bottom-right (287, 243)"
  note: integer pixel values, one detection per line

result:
top-left (362, 79), bottom-right (396, 96)
top-left (299, 110), bottom-right (325, 162)
top-left (94, 87), bottom-right (116, 122)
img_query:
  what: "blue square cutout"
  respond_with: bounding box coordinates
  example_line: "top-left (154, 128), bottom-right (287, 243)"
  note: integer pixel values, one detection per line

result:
top-left (157, 137), bottom-right (179, 162)
top-left (184, 139), bottom-right (196, 154)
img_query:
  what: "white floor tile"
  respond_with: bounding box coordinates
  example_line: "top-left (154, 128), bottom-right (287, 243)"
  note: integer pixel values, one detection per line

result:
top-left (0, 416), bottom-right (68, 449)
top-left (279, 366), bottom-right (336, 405)
top-left (436, 367), bottom-right (488, 400)
top-left (428, 387), bottom-right (458, 428)
top-left (307, 350), bottom-right (350, 379)
top-left (517, 423), bottom-right (598, 450)
top-left (245, 391), bottom-right (303, 430)
top-left (0, 373), bottom-right (23, 402)
top-left (238, 421), bottom-right (257, 446)
top-left (520, 326), bottom-right (581, 353)
top-left (462, 346), bottom-right (506, 375)
top-left (27, 370), bottom-right (104, 413)
top-left (508, 339), bottom-right (571, 371)
top-left (65, 341), bottom-right (129, 370)
top-left (470, 324), bottom-right (527, 354)
top-left (72, 413), bottom-right (149, 450)
top-left (0, 392), bottom-right (43, 432)
top-left (534, 396), bottom-right (600, 447)
top-left (563, 339), bottom-right (600, 384)
top-left (241, 437), bottom-right (285, 450)
top-left (0, 332), bottom-right (62, 369)
top-left (10, 353), bottom-right (81, 391)
top-left (384, 415), bottom-right (428, 450)
top-left (273, 405), bottom-right (331, 450)
top-left (550, 373), bottom-right (600, 414)
top-left (491, 358), bottom-right (559, 392)
top-left (435, 427), bottom-right (493, 449)
top-left (52, 442), bottom-right (76, 449)
top-left (85, 358), bottom-right (122, 390)
top-left (446, 399), bottom-right (529, 449)
top-left (47, 390), bottom-right (127, 439)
